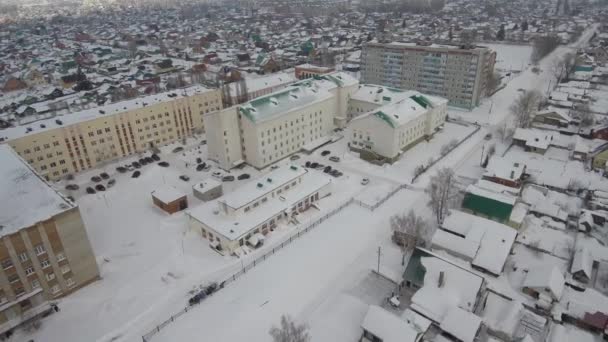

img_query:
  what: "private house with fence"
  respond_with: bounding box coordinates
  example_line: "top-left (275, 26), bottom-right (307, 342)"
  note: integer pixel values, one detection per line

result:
top-left (186, 164), bottom-right (331, 255)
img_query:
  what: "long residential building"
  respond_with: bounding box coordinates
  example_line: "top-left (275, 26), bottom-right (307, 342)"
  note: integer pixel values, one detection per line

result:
top-left (360, 42), bottom-right (496, 109)
top-left (0, 145), bottom-right (99, 336)
top-left (0, 86), bottom-right (222, 180)
top-left (205, 72), bottom-right (359, 170)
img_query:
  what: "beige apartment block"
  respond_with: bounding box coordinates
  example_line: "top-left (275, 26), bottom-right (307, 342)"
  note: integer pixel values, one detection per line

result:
top-left (0, 145), bottom-right (99, 336)
top-left (361, 42), bottom-right (496, 109)
top-left (0, 86), bottom-right (222, 180)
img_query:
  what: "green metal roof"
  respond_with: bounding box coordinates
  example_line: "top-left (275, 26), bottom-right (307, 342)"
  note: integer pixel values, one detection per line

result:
top-left (403, 248), bottom-right (432, 286)
top-left (374, 110), bottom-right (396, 128)
top-left (462, 193), bottom-right (513, 222)
top-left (410, 95), bottom-right (433, 109)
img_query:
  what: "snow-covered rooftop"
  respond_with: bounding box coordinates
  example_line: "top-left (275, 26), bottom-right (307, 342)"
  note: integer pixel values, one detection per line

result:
top-left (0, 85), bottom-right (216, 142)
top-left (0, 145), bottom-right (75, 236)
top-left (361, 305), bottom-right (420, 342)
top-left (410, 252), bottom-right (484, 323)
top-left (220, 165), bottom-right (307, 210)
top-left (151, 185), bottom-right (186, 204)
top-left (521, 265), bottom-right (564, 300)
top-left (439, 307), bottom-right (482, 342)
top-left (435, 210), bottom-right (517, 275)
top-left (484, 156), bottom-right (525, 183)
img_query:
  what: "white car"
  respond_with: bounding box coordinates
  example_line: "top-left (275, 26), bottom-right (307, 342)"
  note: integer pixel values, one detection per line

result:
top-left (361, 178), bottom-right (370, 185)
top-left (212, 171), bottom-right (223, 179)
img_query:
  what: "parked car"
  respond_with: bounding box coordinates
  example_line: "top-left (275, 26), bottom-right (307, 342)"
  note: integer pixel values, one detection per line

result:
top-left (361, 178), bottom-right (370, 185)
top-left (310, 162), bottom-right (319, 169)
top-left (200, 140), bottom-right (207, 145)
top-left (315, 163), bottom-right (325, 170)
top-left (329, 156), bottom-right (340, 162)
top-left (204, 282), bottom-right (218, 295)
top-left (323, 166), bottom-right (332, 173)
top-left (196, 163), bottom-right (207, 171)
top-left (484, 133), bottom-right (492, 140)
top-left (321, 150), bottom-right (331, 156)
top-left (305, 161), bottom-right (311, 168)
top-left (95, 184), bottom-right (106, 191)
top-left (91, 176), bottom-right (102, 183)
top-left (222, 175), bottom-right (235, 182)
top-left (290, 154), bottom-right (300, 161)
top-left (179, 175), bottom-right (190, 182)
top-left (151, 154), bottom-right (161, 161)
top-left (131, 171), bottom-right (141, 178)
top-left (65, 184), bottom-right (79, 191)
top-left (158, 161), bottom-right (170, 167)
top-left (116, 166), bottom-right (127, 173)
top-left (237, 173), bottom-right (250, 180)
top-left (188, 291), bottom-right (207, 306)
top-left (86, 187), bottom-right (96, 194)
top-left (270, 165), bottom-right (279, 170)
top-left (107, 179), bottom-right (116, 188)
top-left (172, 147), bottom-right (184, 153)
top-left (100, 172), bottom-right (110, 180)
top-left (212, 171), bottom-right (223, 179)
top-left (202, 164), bottom-right (211, 171)
top-left (139, 158), bottom-right (148, 165)
top-left (144, 157), bottom-right (154, 164)
top-left (132, 161), bottom-right (141, 169)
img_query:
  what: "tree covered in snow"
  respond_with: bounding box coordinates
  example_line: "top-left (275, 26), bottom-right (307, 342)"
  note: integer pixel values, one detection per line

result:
top-left (425, 168), bottom-right (459, 224)
top-left (576, 103), bottom-right (595, 127)
top-left (269, 315), bottom-right (310, 342)
top-left (510, 90), bottom-right (542, 128)
top-left (390, 210), bottom-right (429, 264)
top-left (551, 53), bottom-right (575, 83)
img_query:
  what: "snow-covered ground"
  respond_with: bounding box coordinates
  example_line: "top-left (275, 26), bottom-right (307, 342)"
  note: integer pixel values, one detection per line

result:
top-left (15, 24), bottom-right (600, 342)
top-left (479, 43), bottom-right (533, 73)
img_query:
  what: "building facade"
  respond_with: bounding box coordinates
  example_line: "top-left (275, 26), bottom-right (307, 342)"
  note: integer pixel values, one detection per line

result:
top-left (187, 165), bottom-right (331, 254)
top-left (360, 42), bottom-right (496, 109)
top-left (205, 72), bottom-right (358, 170)
top-left (1, 86), bottom-right (222, 180)
top-left (0, 145), bottom-right (99, 336)
top-left (349, 89), bottom-right (448, 162)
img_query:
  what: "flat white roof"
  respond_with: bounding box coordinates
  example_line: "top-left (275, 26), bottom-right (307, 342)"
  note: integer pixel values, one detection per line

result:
top-left (189, 170), bottom-right (330, 241)
top-left (152, 186), bottom-right (186, 204)
top-left (361, 305), bottom-right (419, 342)
top-left (219, 164), bottom-right (307, 210)
top-left (484, 157), bottom-right (525, 183)
top-left (0, 145), bottom-right (74, 236)
top-left (439, 307), bottom-right (482, 342)
top-left (0, 85), bottom-right (215, 142)
top-left (193, 179), bottom-right (222, 192)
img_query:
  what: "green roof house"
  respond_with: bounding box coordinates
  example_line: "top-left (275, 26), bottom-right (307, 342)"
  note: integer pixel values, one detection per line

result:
top-left (462, 184), bottom-right (516, 224)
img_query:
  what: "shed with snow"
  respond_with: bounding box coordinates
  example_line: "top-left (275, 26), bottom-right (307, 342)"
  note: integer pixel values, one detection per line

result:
top-left (151, 186), bottom-right (188, 214)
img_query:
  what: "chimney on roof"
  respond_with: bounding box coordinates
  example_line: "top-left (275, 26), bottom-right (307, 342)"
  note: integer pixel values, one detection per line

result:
top-left (438, 271), bottom-right (445, 288)
top-left (510, 170), bottom-right (515, 179)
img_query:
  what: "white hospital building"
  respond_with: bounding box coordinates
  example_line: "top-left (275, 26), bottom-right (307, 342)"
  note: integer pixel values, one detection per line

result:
top-left (186, 164), bottom-right (331, 255)
top-left (348, 85), bottom-right (448, 162)
top-left (204, 72), bottom-right (359, 170)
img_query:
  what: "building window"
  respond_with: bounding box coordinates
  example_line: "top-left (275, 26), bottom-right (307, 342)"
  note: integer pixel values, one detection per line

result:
top-left (66, 278), bottom-right (75, 288)
top-left (46, 273), bottom-right (55, 281)
top-left (34, 244), bottom-right (45, 256)
top-left (41, 259), bottom-right (51, 269)
top-left (56, 252), bottom-right (66, 262)
top-left (8, 274), bottom-right (20, 283)
top-left (50, 284), bottom-right (60, 295)
top-left (18, 252), bottom-right (28, 262)
top-left (1, 258), bottom-right (13, 270)
top-left (60, 265), bottom-right (70, 274)
top-left (25, 267), bottom-right (35, 276)
top-left (31, 279), bottom-right (40, 289)
top-left (15, 287), bottom-right (25, 297)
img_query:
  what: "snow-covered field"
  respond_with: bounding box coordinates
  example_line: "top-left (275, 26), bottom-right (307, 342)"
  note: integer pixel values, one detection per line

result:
top-left (479, 43), bottom-right (533, 72)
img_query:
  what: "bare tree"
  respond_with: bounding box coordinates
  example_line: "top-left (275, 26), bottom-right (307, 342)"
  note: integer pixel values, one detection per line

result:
top-left (269, 315), bottom-right (310, 342)
top-left (510, 90), bottom-right (542, 128)
top-left (551, 57), bottom-right (566, 83)
top-left (496, 122), bottom-right (515, 142)
top-left (425, 168), bottom-right (459, 224)
top-left (576, 103), bottom-right (594, 127)
top-left (390, 210), bottom-right (429, 264)
top-left (531, 35), bottom-right (561, 63)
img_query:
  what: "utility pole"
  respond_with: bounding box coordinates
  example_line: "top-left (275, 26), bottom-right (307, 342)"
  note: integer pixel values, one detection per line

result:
top-left (377, 246), bottom-right (382, 273)
top-left (480, 144), bottom-right (485, 166)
